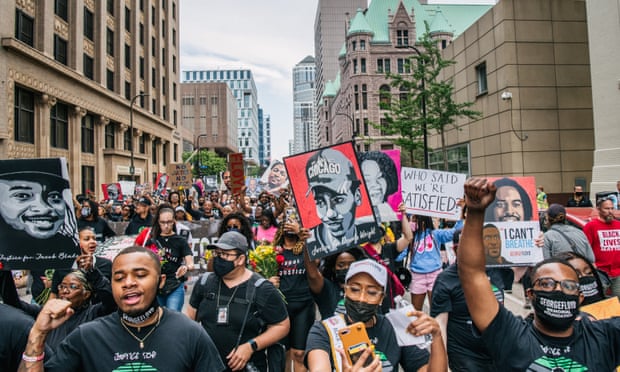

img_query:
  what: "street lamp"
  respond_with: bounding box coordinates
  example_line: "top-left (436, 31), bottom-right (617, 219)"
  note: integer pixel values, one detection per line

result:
top-left (395, 44), bottom-right (428, 169)
top-left (129, 93), bottom-right (148, 179)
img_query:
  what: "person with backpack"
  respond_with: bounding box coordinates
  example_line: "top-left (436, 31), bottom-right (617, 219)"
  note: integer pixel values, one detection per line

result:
top-left (543, 204), bottom-right (594, 261)
top-left (186, 231), bottom-right (290, 372)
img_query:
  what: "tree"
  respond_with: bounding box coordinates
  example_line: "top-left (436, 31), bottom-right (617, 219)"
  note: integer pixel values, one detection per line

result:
top-left (379, 22), bottom-right (480, 170)
top-left (182, 149), bottom-right (227, 178)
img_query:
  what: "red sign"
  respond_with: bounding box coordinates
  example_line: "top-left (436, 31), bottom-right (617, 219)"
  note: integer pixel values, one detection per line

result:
top-left (228, 153), bottom-right (244, 195)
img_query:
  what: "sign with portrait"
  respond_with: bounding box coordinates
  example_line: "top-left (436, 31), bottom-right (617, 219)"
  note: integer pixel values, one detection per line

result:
top-left (0, 158), bottom-right (80, 270)
top-left (102, 183), bottom-right (123, 201)
top-left (166, 163), bottom-right (192, 190)
top-left (118, 181), bottom-right (136, 198)
top-left (228, 153), bottom-right (245, 195)
top-left (245, 177), bottom-right (262, 198)
top-left (259, 159), bottom-right (289, 197)
top-left (401, 167), bottom-right (466, 220)
top-left (153, 173), bottom-right (168, 198)
top-left (358, 149), bottom-right (402, 222)
top-left (284, 142), bottom-right (381, 260)
top-left (483, 177), bottom-right (542, 267)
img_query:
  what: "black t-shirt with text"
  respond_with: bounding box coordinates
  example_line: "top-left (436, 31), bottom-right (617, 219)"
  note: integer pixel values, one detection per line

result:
top-left (278, 247), bottom-right (312, 303)
top-left (154, 234), bottom-right (191, 293)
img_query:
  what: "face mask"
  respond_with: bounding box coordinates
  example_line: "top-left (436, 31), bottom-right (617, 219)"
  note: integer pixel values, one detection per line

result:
top-left (81, 207), bottom-right (91, 217)
top-left (575, 192), bottom-right (583, 197)
top-left (226, 226), bottom-right (240, 233)
top-left (213, 256), bottom-right (236, 277)
top-left (579, 276), bottom-right (602, 305)
top-left (335, 269), bottom-right (348, 284)
top-left (532, 290), bottom-right (579, 331)
top-left (345, 298), bottom-right (379, 323)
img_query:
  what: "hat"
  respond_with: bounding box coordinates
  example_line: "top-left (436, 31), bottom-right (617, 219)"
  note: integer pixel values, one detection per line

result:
top-left (175, 206), bottom-right (186, 213)
top-left (137, 197), bottom-right (151, 206)
top-left (345, 259), bottom-right (387, 289)
top-left (306, 148), bottom-right (358, 195)
top-left (547, 204), bottom-right (566, 221)
top-left (207, 231), bottom-right (248, 253)
top-left (0, 158), bottom-right (70, 190)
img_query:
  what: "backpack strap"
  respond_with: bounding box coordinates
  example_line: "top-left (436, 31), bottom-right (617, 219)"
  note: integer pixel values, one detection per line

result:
top-left (234, 272), bottom-right (266, 349)
top-left (550, 225), bottom-right (577, 250)
top-left (321, 314), bottom-right (346, 372)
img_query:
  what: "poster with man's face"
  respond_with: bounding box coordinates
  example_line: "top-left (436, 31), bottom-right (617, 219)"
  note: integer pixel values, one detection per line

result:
top-left (154, 173), bottom-right (168, 198)
top-left (102, 183), bottom-right (123, 201)
top-left (0, 158), bottom-right (80, 270)
top-left (483, 177), bottom-right (542, 267)
top-left (284, 142), bottom-right (381, 260)
top-left (259, 159), bottom-right (289, 197)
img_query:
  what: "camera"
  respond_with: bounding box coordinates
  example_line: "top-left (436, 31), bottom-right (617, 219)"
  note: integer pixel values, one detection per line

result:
top-left (501, 91), bottom-right (512, 100)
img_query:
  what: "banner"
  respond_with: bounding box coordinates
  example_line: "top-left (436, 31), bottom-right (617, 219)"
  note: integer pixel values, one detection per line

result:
top-left (401, 167), bottom-right (466, 220)
top-left (483, 177), bottom-right (542, 267)
top-left (228, 153), bottom-right (244, 195)
top-left (259, 159), bottom-right (289, 197)
top-left (0, 158), bottom-right (80, 270)
top-left (284, 142), bottom-right (380, 260)
top-left (166, 163), bottom-right (192, 190)
top-left (102, 183), bottom-right (123, 201)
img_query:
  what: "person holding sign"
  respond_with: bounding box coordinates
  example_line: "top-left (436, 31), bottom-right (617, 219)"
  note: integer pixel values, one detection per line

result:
top-left (458, 177), bottom-right (620, 371)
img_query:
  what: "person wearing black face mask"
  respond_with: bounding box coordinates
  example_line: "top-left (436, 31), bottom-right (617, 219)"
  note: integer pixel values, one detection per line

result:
top-left (306, 259), bottom-right (446, 371)
top-left (556, 251), bottom-right (612, 311)
top-left (459, 177), bottom-right (620, 371)
top-left (567, 185), bottom-right (592, 207)
top-left (187, 231), bottom-right (290, 372)
top-left (77, 199), bottom-right (115, 243)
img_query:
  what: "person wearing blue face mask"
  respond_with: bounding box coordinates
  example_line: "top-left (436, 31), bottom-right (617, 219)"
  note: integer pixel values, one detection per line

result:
top-left (77, 199), bottom-right (115, 243)
top-left (187, 231), bottom-right (290, 372)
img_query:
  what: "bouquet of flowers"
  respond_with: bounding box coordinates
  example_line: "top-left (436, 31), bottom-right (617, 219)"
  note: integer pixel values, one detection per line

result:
top-left (249, 244), bottom-right (284, 278)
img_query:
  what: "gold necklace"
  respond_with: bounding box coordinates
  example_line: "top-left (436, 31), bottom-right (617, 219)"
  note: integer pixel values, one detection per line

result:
top-left (120, 308), bottom-right (162, 349)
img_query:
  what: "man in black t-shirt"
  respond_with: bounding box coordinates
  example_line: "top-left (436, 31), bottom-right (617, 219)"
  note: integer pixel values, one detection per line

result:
top-left (124, 197), bottom-right (154, 235)
top-left (459, 178), bottom-right (620, 371)
top-left (19, 246), bottom-right (223, 372)
top-left (0, 303), bottom-right (35, 372)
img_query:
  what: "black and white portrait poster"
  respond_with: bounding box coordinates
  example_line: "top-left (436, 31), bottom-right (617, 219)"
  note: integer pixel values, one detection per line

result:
top-left (0, 158), bottom-right (79, 270)
top-left (284, 142), bottom-right (381, 260)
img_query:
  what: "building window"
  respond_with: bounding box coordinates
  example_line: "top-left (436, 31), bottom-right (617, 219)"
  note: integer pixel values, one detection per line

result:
top-left (125, 6), bottom-right (131, 31)
top-left (476, 62), bottom-right (488, 95)
top-left (379, 84), bottom-right (391, 107)
top-left (152, 140), bottom-right (157, 164)
top-left (353, 59), bottom-right (358, 74)
top-left (81, 166), bottom-right (95, 195)
top-left (139, 134), bottom-right (145, 153)
top-left (162, 48), bottom-right (166, 66)
top-left (362, 84), bottom-right (368, 109)
top-left (360, 40), bottom-right (366, 50)
top-left (173, 83), bottom-right (177, 100)
top-left (354, 85), bottom-right (359, 110)
top-left (151, 68), bottom-right (156, 87)
top-left (397, 29), bottom-right (409, 46)
top-left (55, 0), bottom-right (68, 21)
top-left (139, 23), bottom-right (144, 44)
top-left (172, 55), bottom-right (176, 73)
top-left (84, 8), bottom-right (94, 40)
top-left (162, 143), bottom-right (168, 166)
top-left (151, 6), bottom-right (155, 25)
top-left (125, 81), bottom-right (131, 99)
top-left (361, 58), bottom-right (366, 73)
top-left (152, 98), bottom-right (157, 114)
top-left (105, 124), bottom-right (115, 149)
top-left (123, 130), bottom-right (131, 151)
top-left (106, 28), bottom-right (114, 56)
top-left (14, 86), bottom-right (35, 143)
top-left (83, 54), bottom-right (94, 79)
top-left (399, 85), bottom-right (409, 104)
top-left (139, 57), bottom-right (144, 78)
top-left (380, 118), bottom-right (388, 136)
top-left (81, 114), bottom-right (94, 153)
top-left (125, 44), bottom-right (131, 68)
top-left (351, 41), bottom-right (356, 51)
top-left (173, 110), bottom-right (177, 126)
top-left (15, 9), bottom-right (34, 46)
top-left (50, 102), bottom-right (69, 149)
top-left (162, 77), bottom-right (166, 95)
top-left (172, 28), bottom-right (176, 46)
top-left (162, 20), bottom-right (166, 37)
top-left (151, 36), bottom-right (156, 56)
top-left (429, 143), bottom-right (470, 174)
top-left (172, 2), bottom-right (176, 18)
top-left (53, 35), bottom-right (67, 65)
top-left (363, 118), bottom-right (369, 136)
top-left (107, 69), bottom-right (114, 91)
top-left (173, 143), bottom-right (178, 162)
top-left (107, 0), bottom-right (114, 15)
top-left (140, 0), bottom-right (144, 11)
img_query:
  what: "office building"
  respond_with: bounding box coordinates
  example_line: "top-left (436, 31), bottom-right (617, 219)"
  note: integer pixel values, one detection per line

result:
top-left (293, 55), bottom-right (317, 154)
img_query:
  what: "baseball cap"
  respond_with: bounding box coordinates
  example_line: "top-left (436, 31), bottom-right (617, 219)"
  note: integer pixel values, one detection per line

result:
top-left (306, 148), bottom-right (358, 196)
top-left (137, 197), bottom-right (151, 206)
top-left (207, 231), bottom-right (248, 253)
top-left (546, 203), bottom-right (566, 221)
top-left (345, 259), bottom-right (387, 289)
top-left (0, 158), bottom-right (70, 190)
top-left (175, 206), bottom-right (186, 213)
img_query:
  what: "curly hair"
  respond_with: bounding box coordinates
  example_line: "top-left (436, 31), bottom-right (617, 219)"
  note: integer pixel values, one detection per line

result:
top-left (217, 212), bottom-right (254, 247)
top-left (358, 151), bottom-right (398, 202)
top-left (272, 224), bottom-right (304, 255)
top-left (321, 247), bottom-right (367, 283)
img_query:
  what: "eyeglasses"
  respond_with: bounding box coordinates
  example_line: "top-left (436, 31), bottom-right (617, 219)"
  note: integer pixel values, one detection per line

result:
top-left (159, 220), bottom-right (175, 226)
top-left (533, 277), bottom-right (580, 295)
top-left (213, 250), bottom-right (240, 260)
top-left (345, 285), bottom-right (384, 301)
top-left (58, 283), bottom-right (83, 292)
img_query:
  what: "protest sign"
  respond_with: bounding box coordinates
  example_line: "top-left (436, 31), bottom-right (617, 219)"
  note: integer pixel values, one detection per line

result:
top-left (118, 180), bottom-right (136, 197)
top-left (259, 159), bottom-right (289, 197)
top-left (0, 158), bottom-right (80, 270)
top-left (358, 150), bottom-right (401, 222)
top-left (401, 168), bottom-right (466, 220)
top-left (166, 163), bottom-right (192, 189)
top-left (102, 183), bottom-right (123, 201)
top-left (284, 142), bottom-right (380, 260)
top-left (153, 173), bottom-right (168, 198)
top-left (228, 153), bottom-right (244, 195)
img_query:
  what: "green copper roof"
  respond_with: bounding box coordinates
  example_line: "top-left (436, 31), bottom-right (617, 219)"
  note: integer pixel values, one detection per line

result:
top-left (429, 7), bottom-right (453, 33)
top-left (339, 42), bottom-right (347, 58)
top-left (348, 8), bottom-right (374, 36)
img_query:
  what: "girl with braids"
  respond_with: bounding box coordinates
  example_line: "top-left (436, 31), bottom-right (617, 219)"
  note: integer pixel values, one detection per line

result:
top-left (135, 204), bottom-right (194, 311)
top-left (269, 218), bottom-right (312, 372)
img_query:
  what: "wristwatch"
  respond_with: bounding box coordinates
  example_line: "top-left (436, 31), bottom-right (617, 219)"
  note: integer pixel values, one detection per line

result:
top-left (248, 339), bottom-right (258, 352)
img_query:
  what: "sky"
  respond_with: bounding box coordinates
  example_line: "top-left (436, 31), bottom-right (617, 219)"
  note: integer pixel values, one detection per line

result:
top-left (179, 1), bottom-right (321, 160)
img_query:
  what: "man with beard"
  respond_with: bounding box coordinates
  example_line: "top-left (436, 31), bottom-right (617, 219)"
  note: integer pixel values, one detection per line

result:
top-left (305, 259), bottom-right (446, 371)
top-left (18, 246), bottom-right (223, 371)
top-left (483, 224), bottom-right (512, 266)
top-left (458, 178), bottom-right (620, 370)
top-left (484, 178), bottom-right (533, 222)
top-left (0, 159), bottom-right (78, 270)
top-left (567, 185), bottom-right (593, 207)
top-left (583, 197), bottom-right (620, 298)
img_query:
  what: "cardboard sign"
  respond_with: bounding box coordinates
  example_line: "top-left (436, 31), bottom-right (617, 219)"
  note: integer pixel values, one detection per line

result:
top-left (0, 158), bottom-right (80, 270)
top-left (401, 168), bottom-right (466, 220)
top-left (228, 153), bottom-right (244, 195)
top-left (284, 142), bottom-right (380, 260)
top-left (166, 163), bottom-right (192, 190)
